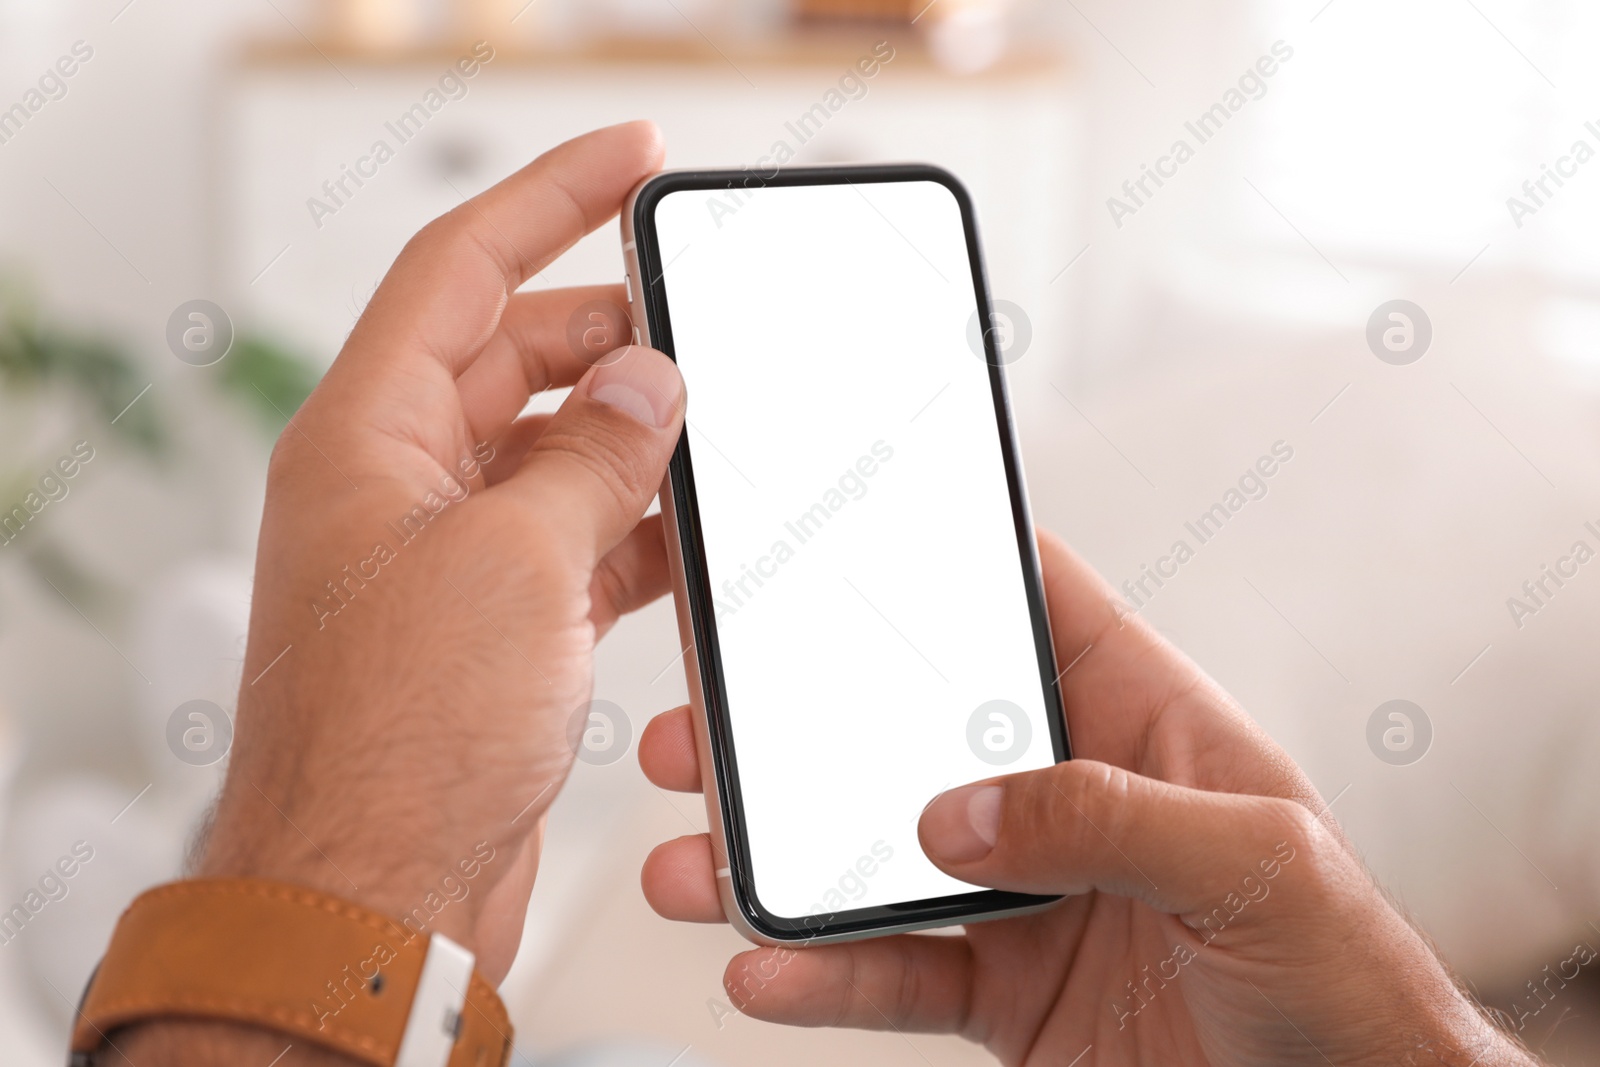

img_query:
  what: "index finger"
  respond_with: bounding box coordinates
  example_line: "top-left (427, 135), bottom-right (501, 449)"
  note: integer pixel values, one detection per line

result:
top-left (639, 706), bottom-right (701, 793)
top-left (1036, 530), bottom-right (1210, 748)
top-left (345, 120), bottom-right (664, 382)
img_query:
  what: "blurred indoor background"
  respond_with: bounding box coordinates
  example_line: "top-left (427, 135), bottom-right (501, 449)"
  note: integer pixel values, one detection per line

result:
top-left (3, 0), bottom-right (1600, 1062)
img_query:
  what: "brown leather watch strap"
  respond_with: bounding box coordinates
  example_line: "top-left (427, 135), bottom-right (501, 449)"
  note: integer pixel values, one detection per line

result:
top-left (68, 879), bottom-right (513, 1067)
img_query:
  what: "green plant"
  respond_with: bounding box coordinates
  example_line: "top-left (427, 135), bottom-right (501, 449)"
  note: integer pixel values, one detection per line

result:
top-left (0, 289), bottom-right (164, 454)
top-left (0, 281), bottom-right (321, 607)
top-left (219, 334), bottom-right (322, 430)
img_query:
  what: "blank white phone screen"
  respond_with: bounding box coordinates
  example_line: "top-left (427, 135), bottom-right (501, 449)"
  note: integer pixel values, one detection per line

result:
top-left (653, 179), bottom-right (1056, 920)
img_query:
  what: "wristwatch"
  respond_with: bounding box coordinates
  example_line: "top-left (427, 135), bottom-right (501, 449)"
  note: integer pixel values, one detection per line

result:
top-left (68, 879), bottom-right (513, 1067)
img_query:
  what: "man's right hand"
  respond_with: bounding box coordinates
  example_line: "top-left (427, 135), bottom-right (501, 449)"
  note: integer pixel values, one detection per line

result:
top-left (638, 530), bottom-right (1539, 1066)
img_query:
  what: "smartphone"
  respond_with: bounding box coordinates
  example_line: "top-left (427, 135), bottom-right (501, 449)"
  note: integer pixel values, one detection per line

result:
top-left (621, 164), bottom-right (1070, 944)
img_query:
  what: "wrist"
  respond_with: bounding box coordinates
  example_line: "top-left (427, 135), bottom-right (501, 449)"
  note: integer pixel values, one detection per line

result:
top-left (73, 877), bottom-right (514, 1067)
top-left (196, 790), bottom-right (497, 954)
top-left (1388, 1001), bottom-right (1544, 1067)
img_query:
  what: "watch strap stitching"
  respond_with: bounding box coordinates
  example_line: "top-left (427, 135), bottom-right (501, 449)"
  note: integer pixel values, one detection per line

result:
top-left (69, 878), bottom-right (513, 1067)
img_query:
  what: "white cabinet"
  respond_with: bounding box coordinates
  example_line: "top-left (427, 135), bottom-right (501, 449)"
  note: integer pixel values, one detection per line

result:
top-left (221, 38), bottom-right (1081, 425)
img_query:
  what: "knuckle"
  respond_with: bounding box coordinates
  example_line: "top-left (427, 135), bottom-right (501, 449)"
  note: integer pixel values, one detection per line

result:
top-left (1251, 796), bottom-right (1344, 898)
top-left (401, 214), bottom-right (453, 261)
top-left (833, 950), bottom-right (863, 1028)
top-left (402, 210), bottom-right (516, 279)
top-left (264, 430), bottom-right (302, 487)
top-left (463, 220), bottom-right (526, 282)
top-left (1001, 761), bottom-right (1103, 863)
top-left (1261, 796), bottom-right (1321, 859)
top-left (887, 937), bottom-right (923, 1026)
top-left (591, 550), bottom-right (636, 611)
top-left (538, 419), bottom-right (654, 505)
top-left (1038, 759), bottom-right (1122, 835)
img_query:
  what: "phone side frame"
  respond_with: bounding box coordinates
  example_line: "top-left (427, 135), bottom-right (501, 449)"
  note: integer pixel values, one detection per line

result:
top-left (618, 190), bottom-right (738, 946)
top-left (620, 165), bottom-right (1071, 945)
top-left (623, 180), bottom-right (768, 945)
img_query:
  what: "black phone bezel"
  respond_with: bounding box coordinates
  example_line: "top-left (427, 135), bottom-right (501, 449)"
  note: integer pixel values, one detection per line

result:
top-left (631, 163), bottom-right (1071, 942)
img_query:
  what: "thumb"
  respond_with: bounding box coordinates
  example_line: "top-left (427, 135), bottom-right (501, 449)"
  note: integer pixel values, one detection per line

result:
top-left (918, 760), bottom-right (1320, 921)
top-left (506, 345), bottom-right (685, 559)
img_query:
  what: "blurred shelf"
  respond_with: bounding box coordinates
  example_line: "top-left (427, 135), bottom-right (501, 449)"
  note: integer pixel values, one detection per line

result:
top-left (233, 31), bottom-right (1072, 82)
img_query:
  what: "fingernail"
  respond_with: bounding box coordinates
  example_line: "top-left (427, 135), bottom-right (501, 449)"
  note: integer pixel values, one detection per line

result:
top-left (921, 785), bottom-right (1002, 863)
top-left (586, 346), bottom-right (682, 429)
